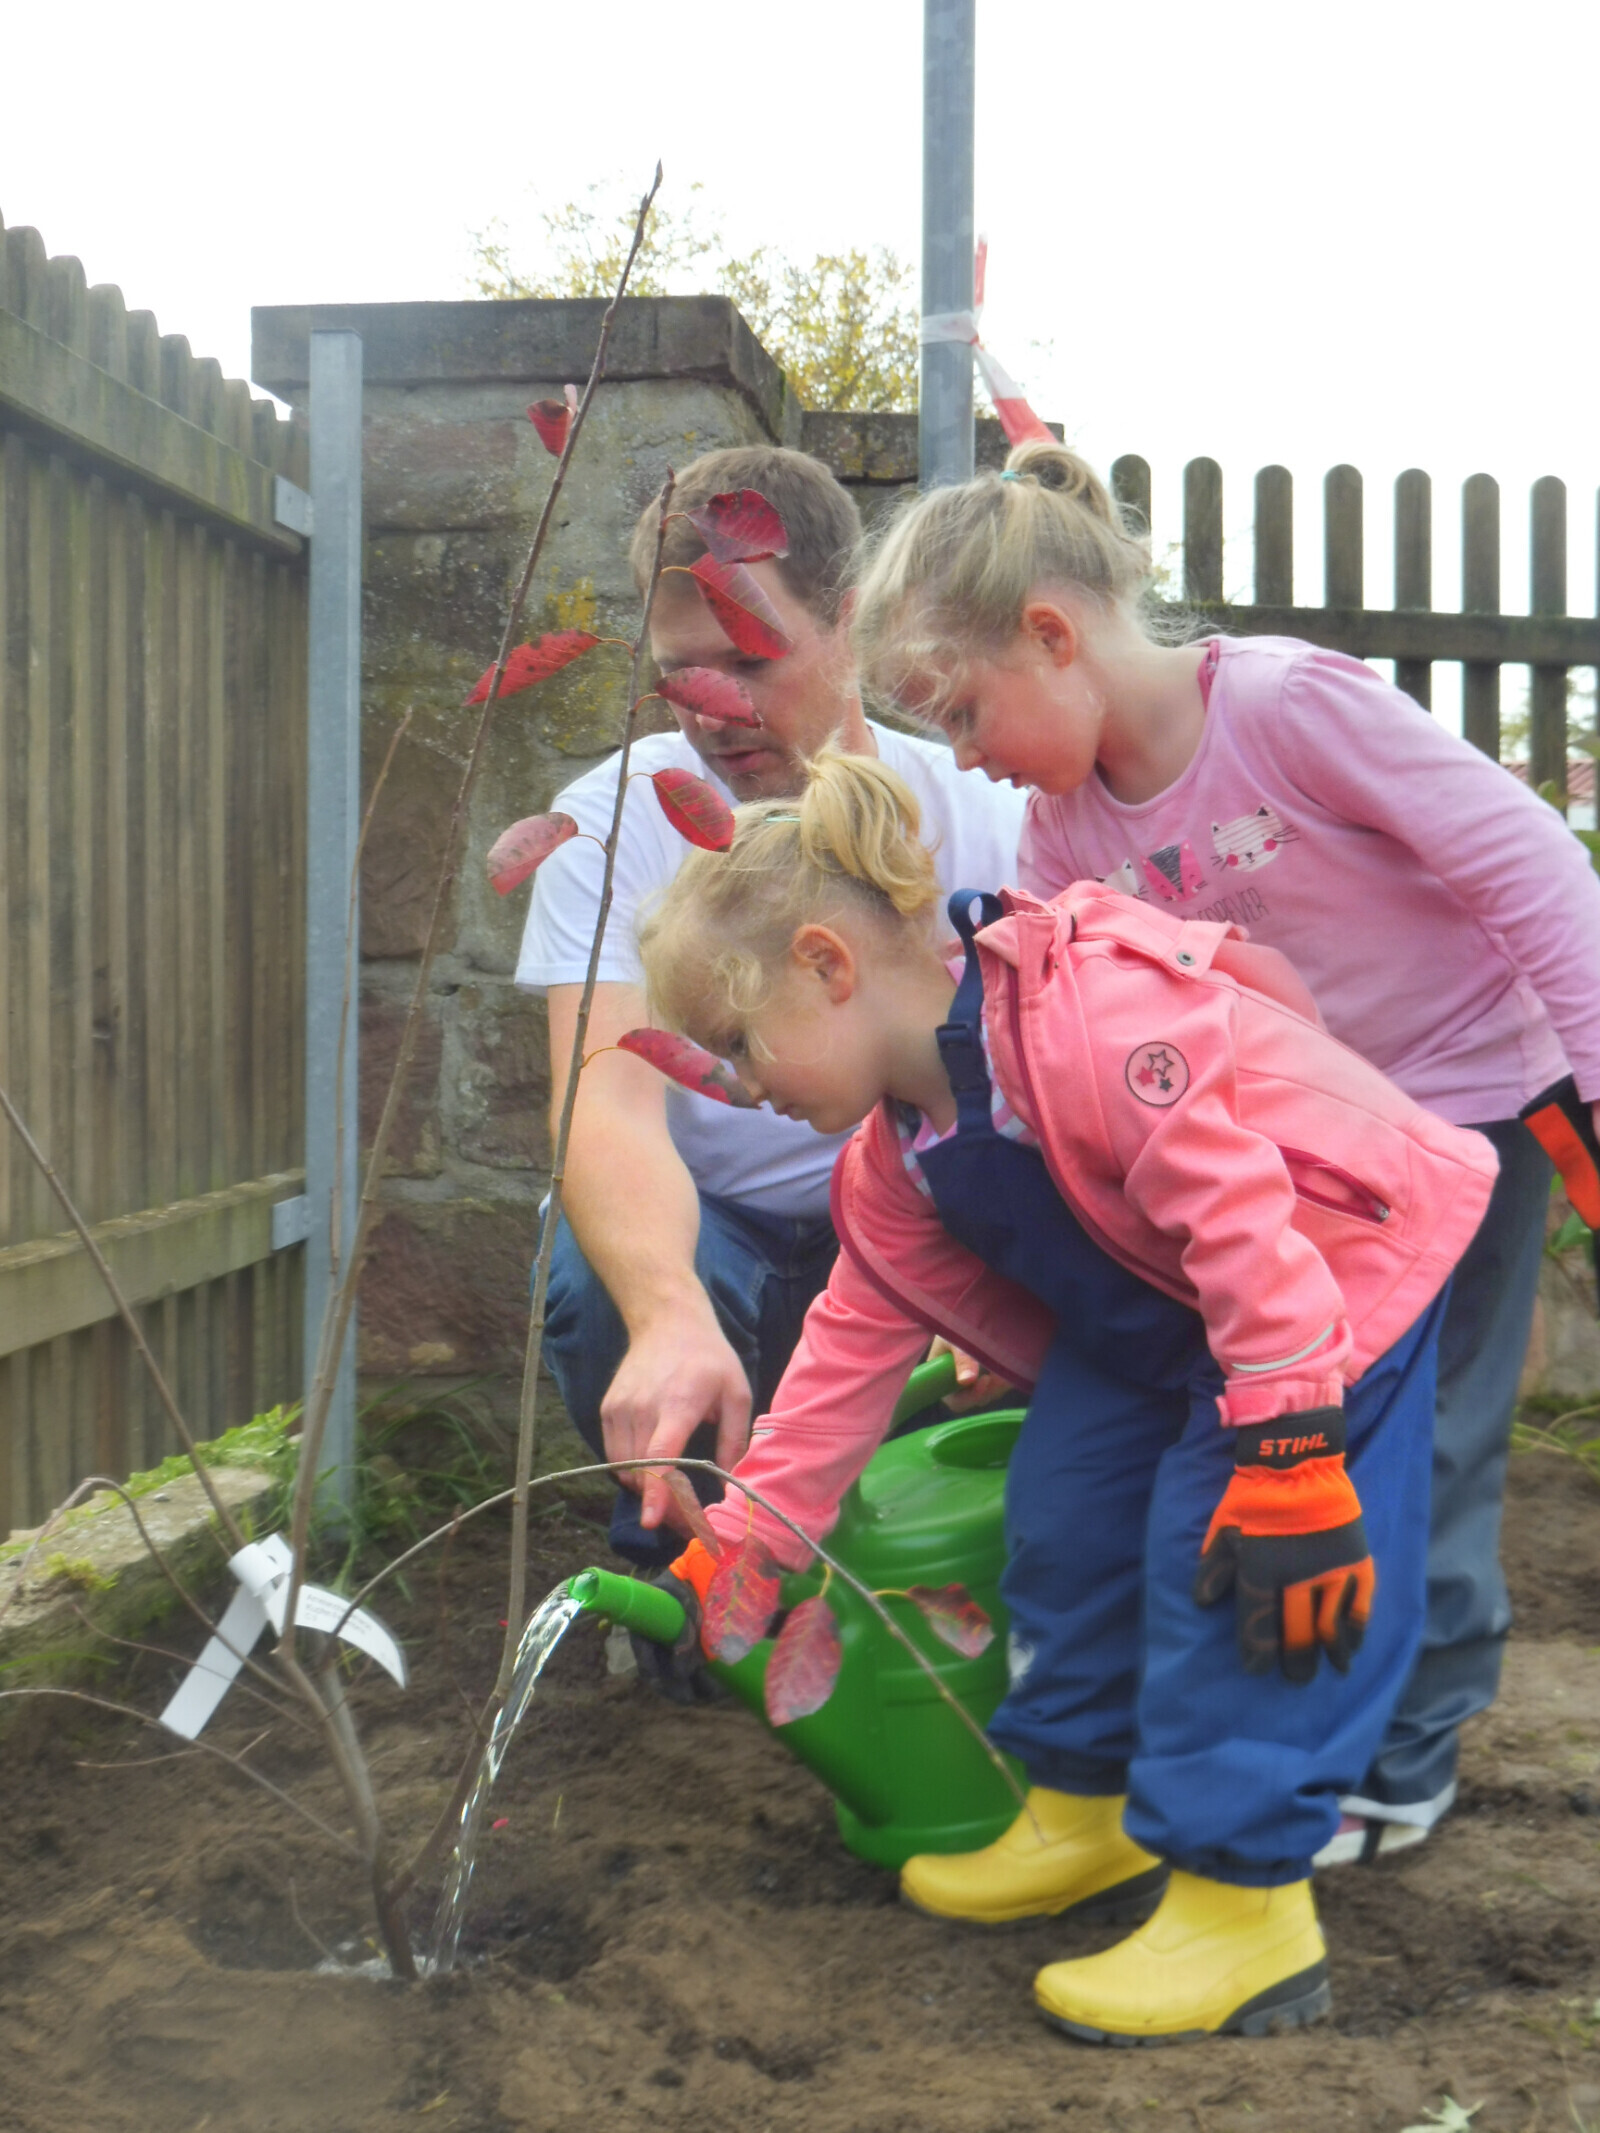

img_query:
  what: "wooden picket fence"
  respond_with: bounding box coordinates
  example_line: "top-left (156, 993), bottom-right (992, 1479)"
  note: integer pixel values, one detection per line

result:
top-left (0, 216), bottom-right (310, 1532)
top-left (1111, 455), bottom-right (1600, 794)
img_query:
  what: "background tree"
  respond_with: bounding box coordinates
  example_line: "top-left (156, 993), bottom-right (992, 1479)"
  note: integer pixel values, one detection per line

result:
top-left (471, 185), bottom-right (918, 413)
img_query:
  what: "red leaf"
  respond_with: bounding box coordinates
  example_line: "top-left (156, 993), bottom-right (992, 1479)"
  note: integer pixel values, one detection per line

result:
top-left (650, 766), bottom-right (736, 850)
top-left (617, 1028), bottom-right (758, 1109)
top-left (465, 630), bottom-right (601, 705)
top-left (527, 398), bottom-right (571, 456)
top-left (688, 555), bottom-right (792, 660)
top-left (763, 1595), bottom-right (842, 1725)
top-left (486, 811), bottom-right (578, 895)
top-left (906, 1584), bottom-right (994, 1659)
top-left (658, 1469), bottom-right (722, 1557)
top-left (702, 1538), bottom-right (783, 1663)
top-left (655, 668), bottom-right (762, 730)
top-left (685, 488), bottom-right (789, 565)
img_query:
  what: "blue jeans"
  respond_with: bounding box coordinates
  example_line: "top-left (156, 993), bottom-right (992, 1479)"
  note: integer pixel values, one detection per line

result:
top-left (1351, 1117), bottom-right (1553, 1820)
top-left (542, 1193), bottom-right (838, 1571)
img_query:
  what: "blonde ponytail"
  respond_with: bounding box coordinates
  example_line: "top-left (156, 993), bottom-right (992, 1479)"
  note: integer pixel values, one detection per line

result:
top-left (638, 746), bottom-right (942, 1055)
top-left (851, 440), bottom-right (1157, 712)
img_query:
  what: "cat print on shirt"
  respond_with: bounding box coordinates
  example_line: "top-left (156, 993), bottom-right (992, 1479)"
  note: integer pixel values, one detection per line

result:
top-left (1140, 839), bottom-right (1206, 901)
top-left (1211, 805), bottom-right (1300, 873)
top-left (1099, 856), bottom-right (1146, 900)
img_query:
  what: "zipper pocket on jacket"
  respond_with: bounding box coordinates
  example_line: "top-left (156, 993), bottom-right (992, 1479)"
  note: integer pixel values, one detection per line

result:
top-left (1278, 1146), bottom-right (1391, 1224)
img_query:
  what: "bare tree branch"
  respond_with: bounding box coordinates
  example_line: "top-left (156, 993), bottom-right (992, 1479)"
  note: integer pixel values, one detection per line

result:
top-left (500, 465), bottom-right (677, 1689)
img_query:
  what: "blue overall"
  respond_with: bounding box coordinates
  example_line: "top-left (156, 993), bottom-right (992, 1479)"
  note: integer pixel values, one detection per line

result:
top-left (914, 894), bottom-right (1444, 1886)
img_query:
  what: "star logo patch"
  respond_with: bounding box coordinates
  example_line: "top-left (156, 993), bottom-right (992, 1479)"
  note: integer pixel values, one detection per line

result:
top-left (1125, 1042), bottom-right (1190, 1107)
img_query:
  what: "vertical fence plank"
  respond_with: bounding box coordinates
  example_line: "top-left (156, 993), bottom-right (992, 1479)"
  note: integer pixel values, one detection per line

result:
top-left (3, 226), bottom-right (49, 326)
top-left (1461, 475), bottom-right (1501, 759)
top-left (74, 471), bottom-right (105, 1223)
top-left (1394, 469), bottom-right (1433, 710)
top-left (0, 434), bottom-right (15, 1247)
top-left (1324, 466), bottom-right (1363, 608)
top-left (1529, 476), bottom-right (1568, 802)
top-left (124, 312), bottom-right (160, 398)
top-left (145, 509), bottom-right (179, 1220)
top-left (1183, 458), bottom-right (1224, 604)
top-left (1111, 454), bottom-right (1151, 538)
top-left (1254, 466), bottom-right (1293, 605)
top-left (46, 256), bottom-right (88, 355)
top-left (25, 448), bottom-right (54, 1240)
top-left (87, 284), bottom-right (128, 379)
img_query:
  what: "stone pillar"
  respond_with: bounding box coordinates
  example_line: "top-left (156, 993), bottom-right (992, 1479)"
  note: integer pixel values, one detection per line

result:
top-left (251, 297), bottom-right (799, 1385)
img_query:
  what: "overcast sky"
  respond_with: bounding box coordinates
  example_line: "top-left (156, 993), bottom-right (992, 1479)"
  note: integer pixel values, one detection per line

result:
top-left (4, 0), bottom-right (1595, 734)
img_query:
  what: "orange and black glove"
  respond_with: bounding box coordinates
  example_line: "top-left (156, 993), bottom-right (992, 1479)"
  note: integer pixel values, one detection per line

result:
top-left (632, 1539), bottom-right (720, 1706)
top-left (1521, 1075), bottom-right (1600, 1312)
top-left (1193, 1409), bottom-right (1375, 1686)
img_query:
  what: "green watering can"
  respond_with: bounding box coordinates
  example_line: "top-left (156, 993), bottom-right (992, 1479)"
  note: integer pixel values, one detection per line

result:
top-left (567, 1355), bottom-right (1026, 1870)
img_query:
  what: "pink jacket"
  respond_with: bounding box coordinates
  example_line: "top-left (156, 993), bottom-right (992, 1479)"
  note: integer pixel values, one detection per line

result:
top-left (710, 885), bottom-right (1499, 1570)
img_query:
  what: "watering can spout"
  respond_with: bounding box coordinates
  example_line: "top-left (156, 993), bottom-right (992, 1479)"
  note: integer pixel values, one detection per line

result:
top-left (567, 1566), bottom-right (686, 1647)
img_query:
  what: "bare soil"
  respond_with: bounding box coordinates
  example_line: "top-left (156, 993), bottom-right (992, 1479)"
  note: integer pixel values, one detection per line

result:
top-left (1, 1448), bottom-right (1598, 2133)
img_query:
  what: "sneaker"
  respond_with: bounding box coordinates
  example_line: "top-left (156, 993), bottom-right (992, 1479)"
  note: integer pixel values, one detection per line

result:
top-left (1312, 1813), bottom-right (1430, 1869)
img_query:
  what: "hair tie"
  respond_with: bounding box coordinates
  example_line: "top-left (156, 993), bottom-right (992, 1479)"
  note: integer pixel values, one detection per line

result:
top-left (1000, 469), bottom-right (1022, 482)
top-left (764, 811), bottom-right (803, 823)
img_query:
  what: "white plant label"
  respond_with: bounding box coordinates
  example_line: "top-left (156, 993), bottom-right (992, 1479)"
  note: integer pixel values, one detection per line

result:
top-left (159, 1533), bottom-right (407, 1741)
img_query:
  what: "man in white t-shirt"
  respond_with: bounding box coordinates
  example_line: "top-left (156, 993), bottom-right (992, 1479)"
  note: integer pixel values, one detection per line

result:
top-left (517, 445), bottom-right (1024, 1571)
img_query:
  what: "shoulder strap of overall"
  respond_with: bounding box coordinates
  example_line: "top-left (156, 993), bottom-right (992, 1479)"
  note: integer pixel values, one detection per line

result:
top-left (935, 890), bottom-right (1005, 1103)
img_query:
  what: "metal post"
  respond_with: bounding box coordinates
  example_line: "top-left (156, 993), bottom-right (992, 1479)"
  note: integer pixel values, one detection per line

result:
top-left (304, 329), bottom-right (364, 1507)
top-left (920, 0), bottom-right (976, 490)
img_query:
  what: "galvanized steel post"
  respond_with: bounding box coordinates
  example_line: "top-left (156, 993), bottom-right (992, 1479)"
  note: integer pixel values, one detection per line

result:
top-left (304, 329), bottom-right (364, 1506)
top-left (920, 0), bottom-right (976, 490)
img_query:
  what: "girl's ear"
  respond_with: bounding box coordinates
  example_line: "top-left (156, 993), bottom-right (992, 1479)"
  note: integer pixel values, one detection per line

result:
top-left (791, 923), bottom-right (858, 1002)
top-left (1020, 598), bottom-right (1079, 669)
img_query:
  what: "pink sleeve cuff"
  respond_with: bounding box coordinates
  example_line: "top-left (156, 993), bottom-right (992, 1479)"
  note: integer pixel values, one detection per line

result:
top-left (1217, 1373), bottom-right (1346, 1426)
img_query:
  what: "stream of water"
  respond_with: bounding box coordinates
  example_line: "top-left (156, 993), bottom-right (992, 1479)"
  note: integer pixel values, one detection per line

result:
top-left (424, 1583), bottom-right (586, 1976)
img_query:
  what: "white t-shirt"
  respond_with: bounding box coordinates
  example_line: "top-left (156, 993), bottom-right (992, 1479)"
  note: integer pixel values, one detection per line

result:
top-left (516, 723), bottom-right (1026, 1217)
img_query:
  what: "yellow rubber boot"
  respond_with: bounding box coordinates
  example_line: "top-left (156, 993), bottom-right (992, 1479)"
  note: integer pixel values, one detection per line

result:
top-left (900, 1789), bottom-right (1167, 1926)
top-left (1033, 1869), bottom-right (1330, 2045)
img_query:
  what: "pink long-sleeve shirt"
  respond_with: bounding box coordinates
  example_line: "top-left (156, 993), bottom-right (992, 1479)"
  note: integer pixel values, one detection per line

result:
top-left (1018, 636), bottom-right (1600, 1124)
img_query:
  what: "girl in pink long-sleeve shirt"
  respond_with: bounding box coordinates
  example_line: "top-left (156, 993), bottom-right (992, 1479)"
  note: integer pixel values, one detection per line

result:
top-left (850, 437), bottom-right (1600, 1864)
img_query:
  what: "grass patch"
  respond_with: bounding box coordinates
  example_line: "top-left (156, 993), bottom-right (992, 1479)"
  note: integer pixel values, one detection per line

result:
top-left (1512, 1397), bottom-right (1600, 1487)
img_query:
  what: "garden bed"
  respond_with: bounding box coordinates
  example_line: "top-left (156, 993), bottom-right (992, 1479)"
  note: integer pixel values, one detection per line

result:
top-left (0, 1442), bottom-right (1596, 2133)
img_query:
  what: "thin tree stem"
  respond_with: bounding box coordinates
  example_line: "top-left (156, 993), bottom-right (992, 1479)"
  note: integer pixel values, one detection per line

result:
top-left (498, 469), bottom-right (676, 1695)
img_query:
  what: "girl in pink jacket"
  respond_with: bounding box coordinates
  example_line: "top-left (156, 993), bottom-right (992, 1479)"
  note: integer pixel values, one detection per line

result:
top-left (850, 438), bottom-right (1600, 1870)
top-left (636, 749), bottom-right (1495, 2047)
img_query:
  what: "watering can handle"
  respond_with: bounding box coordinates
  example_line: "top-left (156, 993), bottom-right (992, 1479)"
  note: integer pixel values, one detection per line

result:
top-left (890, 1350), bottom-right (960, 1430)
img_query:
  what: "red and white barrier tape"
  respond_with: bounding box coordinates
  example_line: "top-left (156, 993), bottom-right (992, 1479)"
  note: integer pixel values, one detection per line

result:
top-left (919, 239), bottom-right (1054, 449)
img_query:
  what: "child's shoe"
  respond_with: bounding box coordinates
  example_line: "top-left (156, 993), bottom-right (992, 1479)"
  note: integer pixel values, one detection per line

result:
top-left (1312, 1811), bottom-right (1430, 1868)
top-left (1033, 1869), bottom-right (1330, 2045)
top-left (900, 1788), bottom-right (1167, 1925)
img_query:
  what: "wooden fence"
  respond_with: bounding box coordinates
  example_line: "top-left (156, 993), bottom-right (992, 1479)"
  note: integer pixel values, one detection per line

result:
top-left (1111, 456), bottom-right (1600, 793)
top-left (0, 215), bottom-right (310, 1533)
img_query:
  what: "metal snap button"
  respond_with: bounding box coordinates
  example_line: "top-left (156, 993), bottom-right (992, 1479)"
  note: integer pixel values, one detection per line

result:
top-left (1176, 949), bottom-right (1196, 967)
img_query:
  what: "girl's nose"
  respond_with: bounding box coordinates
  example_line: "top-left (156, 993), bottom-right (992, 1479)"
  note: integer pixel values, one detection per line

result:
top-left (953, 738), bottom-right (984, 774)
